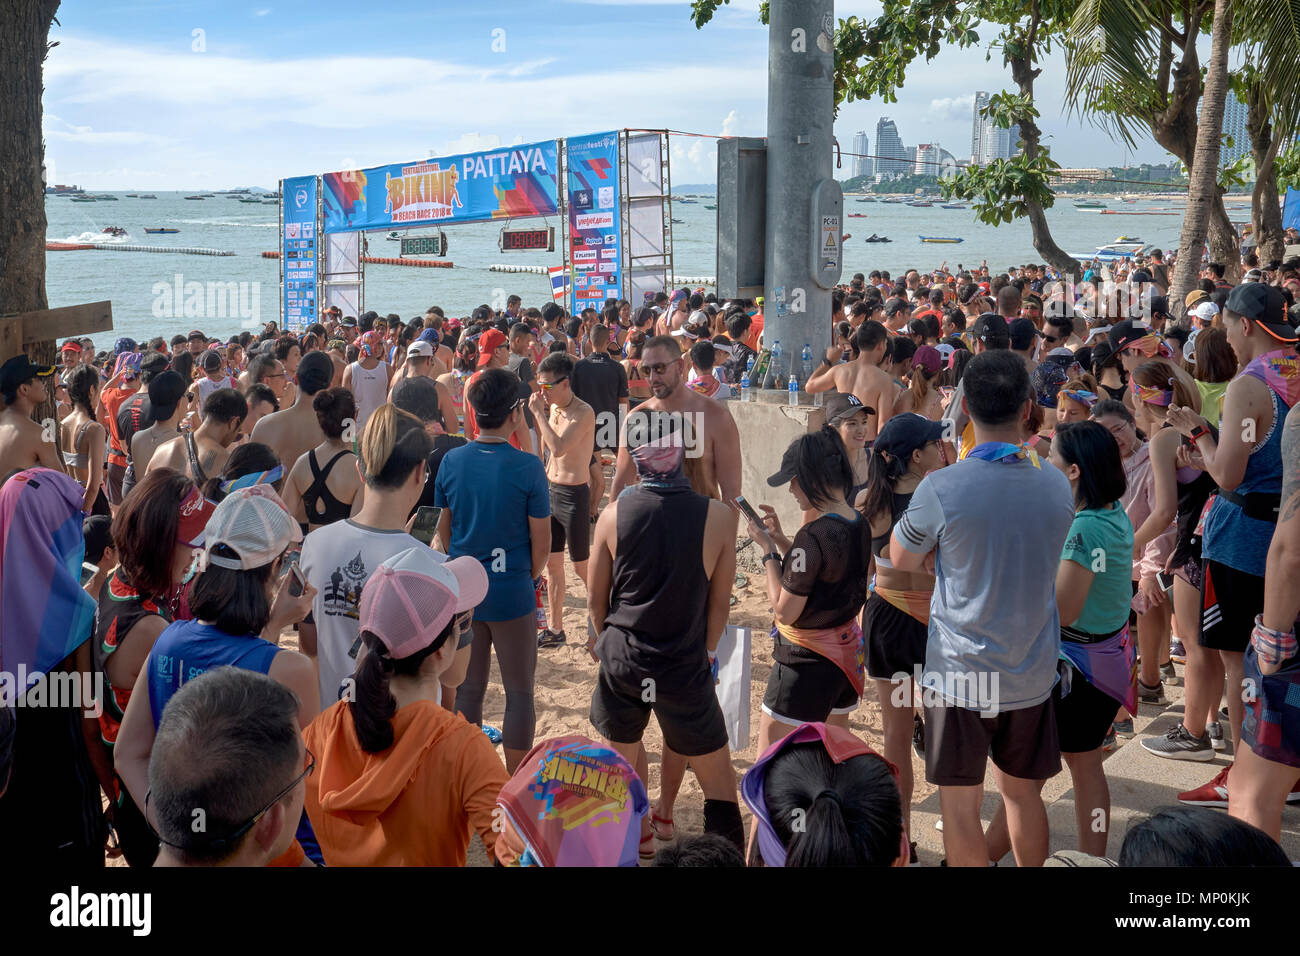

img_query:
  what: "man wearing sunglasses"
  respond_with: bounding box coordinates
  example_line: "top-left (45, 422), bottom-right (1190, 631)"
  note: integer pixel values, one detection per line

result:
top-left (530, 353), bottom-right (595, 648)
top-left (607, 336), bottom-right (742, 504)
top-left (150, 668), bottom-right (310, 867)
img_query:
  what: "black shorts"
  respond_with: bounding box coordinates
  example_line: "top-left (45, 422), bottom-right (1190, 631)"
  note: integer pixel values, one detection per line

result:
top-left (863, 592), bottom-right (928, 680)
top-left (549, 481), bottom-right (591, 562)
top-left (1054, 671), bottom-right (1120, 753)
top-left (923, 696), bottom-right (1061, 786)
top-left (762, 640), bottom-right (858, 725)
top-left (589, 638), bottom-right (728, 757)
top-left (105, 461), bottom-right (128, 507)
top-left (1200, 559), bottom-right (1263, 652)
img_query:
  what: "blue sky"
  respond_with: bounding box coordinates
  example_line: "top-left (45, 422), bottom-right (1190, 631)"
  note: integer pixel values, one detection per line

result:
top-left (44, 0), bottom-right (1177, 190)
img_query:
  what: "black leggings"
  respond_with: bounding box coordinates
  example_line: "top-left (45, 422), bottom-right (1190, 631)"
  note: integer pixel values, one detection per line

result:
top-left (455, 614), bottom-right (538, 751)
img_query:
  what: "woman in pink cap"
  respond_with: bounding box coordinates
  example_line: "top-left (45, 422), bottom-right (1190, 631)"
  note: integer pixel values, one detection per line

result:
top-left (302, 546), bottom-right (507, 866)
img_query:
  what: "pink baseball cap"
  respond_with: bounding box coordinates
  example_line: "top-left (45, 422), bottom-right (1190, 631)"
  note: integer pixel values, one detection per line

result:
top-left (359, 546), bottom-right (488, 659)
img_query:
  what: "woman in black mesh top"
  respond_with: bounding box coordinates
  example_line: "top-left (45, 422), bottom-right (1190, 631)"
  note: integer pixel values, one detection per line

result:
top-left (744, 427), bottom-right (873, 775)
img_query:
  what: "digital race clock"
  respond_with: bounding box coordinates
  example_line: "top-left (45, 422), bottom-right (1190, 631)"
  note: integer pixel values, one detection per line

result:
top-left (498, 226), bottom-right (555, 252)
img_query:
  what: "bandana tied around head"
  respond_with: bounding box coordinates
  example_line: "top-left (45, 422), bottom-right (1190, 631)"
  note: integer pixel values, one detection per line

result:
top-left (1059, 388), bottom-right (1098, 408)
top-left (628, 419), bottom-right (691, 492)
top-left (1131, 380), bottom-right (1172, 407)
top-left (1123, 333), bottom-right (1172, 360)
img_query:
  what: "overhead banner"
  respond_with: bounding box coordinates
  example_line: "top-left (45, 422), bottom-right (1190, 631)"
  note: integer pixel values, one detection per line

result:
top-left (281, 175), bottom-right (318, 332)
top-left (322, 140), bottom-right (559, 234)
top-left (566, 131), bottom-right (622, 312)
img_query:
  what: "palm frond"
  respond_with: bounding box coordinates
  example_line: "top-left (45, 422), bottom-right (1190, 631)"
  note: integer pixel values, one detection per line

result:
top-left (1063, 0), bottom-right (1167, 147)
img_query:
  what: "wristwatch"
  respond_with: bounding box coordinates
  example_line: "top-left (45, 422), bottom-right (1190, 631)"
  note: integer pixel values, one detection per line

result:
top-left (762, 551), bottom-right (783, 566)
top-left (820, 356), bottom-right (833, 368)
top-left (1190, 423), bottom-right (1211, 443)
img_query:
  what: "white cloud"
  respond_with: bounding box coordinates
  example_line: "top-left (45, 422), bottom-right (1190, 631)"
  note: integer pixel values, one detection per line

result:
top-left (255, 8), bottom-right (272, 15)
top-left (720, 109), bottom-right (738, 136)
top-left (928, 95), bottom-right (976, 121)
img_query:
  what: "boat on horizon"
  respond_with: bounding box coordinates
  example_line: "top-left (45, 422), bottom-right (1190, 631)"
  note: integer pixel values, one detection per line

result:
top-left (239, 198), bottom-right (262, 203)
top-left (102, 226), bottom-right (127, 237)
top-left (920, 235), bottom-right (963, 243)
top-left (1074, 200), bottom-right (1106, 209)
top-left (183, 195), bottom-right (205, 200)
top-left (125, 193), bottom-right (138, 198)
top-left (71, 197), bottom-right (96, 202)
top-left (138, 194), bottom-right (157, 198)
top-left (909, 201), bottom-right (933, 207)
top-left (144, 227), bottom-right (179, 234)
top-left (848, 213), bottom-right (870, 218)
top-left (864, 234), bottom-right (892, 243)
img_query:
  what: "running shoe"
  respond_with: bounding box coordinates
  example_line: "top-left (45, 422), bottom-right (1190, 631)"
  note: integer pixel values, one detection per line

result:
top-left (1137, 680), bottom-right (1168, 707)
top-left (912, 713), bottom-right (926, 758)
top-left (1140, 723), bottom-right (1216, 761)
top-left (537, 628), bottom-right (567, 648)
top-left (1169, 639), bottom-right (1187, 664)
top-left (1159, 660), bottom-right (1178, 685)
top-left (1102, 728), bottom-right (1117, 752)
top-left (1113, 718), bottom-right (1135, 738)
top-left (1206, 720), bottom-right (1226, 751)
top-left (1178, 765), bottom-right (1231, 808)
top-left (482, 725), bottom-right (503, 745)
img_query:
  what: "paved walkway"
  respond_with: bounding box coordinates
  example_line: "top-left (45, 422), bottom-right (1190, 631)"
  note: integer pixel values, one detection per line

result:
top-left (907, 662), bottom-right (1300, 865)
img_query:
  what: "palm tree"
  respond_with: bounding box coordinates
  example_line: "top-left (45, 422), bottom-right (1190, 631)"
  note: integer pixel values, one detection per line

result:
top-left (2, 0), bottom-right (62, 422)
top-left (1169, 0), bottom-right (1234, 304)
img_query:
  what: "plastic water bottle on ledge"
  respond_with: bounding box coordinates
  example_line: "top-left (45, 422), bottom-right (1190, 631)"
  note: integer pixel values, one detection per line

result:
top-left (770, 340), bottom-right (783, 388)
top-left (801, 343), bottom-right (813, 383)
top-left (740, 368), bottom-right (750, 403)
top-left (788, 372), bottom-right (798, 406)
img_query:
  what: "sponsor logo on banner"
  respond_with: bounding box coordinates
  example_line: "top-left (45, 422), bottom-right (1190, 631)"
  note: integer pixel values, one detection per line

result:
top-left (604, 234), bottom-right (617, 245)
top-left (573, 262), bottom-right (597, 272)
top-left (573, 249), bottom-right (598, 262)
top-left (598, 186), bottom-right (614, 209)
top-left (385, 160), bottom-right (462, 223)
top-left (302, 224), bottom-right (314, 239)
top-left (599, 249), bottom-right (617, 259)
top-left (598, 262), bottom-right (616, 273)
top-left (576, 276), bottom-right (588, 289)
top-left (573, 189), bottom-right (593, 211)
top-left (575, 212), bottom-right (614, 231)
top-left (285, 224), bottom-right (300, 239)
top-left (584, 237), bottom-right (603, 246)
top-left (577, 290), bottom-right (604, 300)
top-left (588, 275), bottom-right (605, 286)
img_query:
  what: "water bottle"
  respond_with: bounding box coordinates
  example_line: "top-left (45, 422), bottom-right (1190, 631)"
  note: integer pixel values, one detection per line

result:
top-left (788, 373), bottom-right (798, 406)
top-left (801, 343), bottom-right (813, 383)
top-left (740, 370), bottom-right (750, 403)
top-left (770, 340), bottom-right (783, 388)
top-left (535, 576), bottom-right (548, 631)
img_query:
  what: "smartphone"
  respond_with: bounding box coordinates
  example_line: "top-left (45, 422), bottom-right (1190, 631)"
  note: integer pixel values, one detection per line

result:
top-left (939, 386), bottom-right (956, 398)
top-left (733, 495), bottom-right (763, 526)
top-left (1156, 571), bottom-right (1174, 595)
top-left (411, 505), bottom-right (442, 546)
top-left (288, 562), bottom-right (308, 598)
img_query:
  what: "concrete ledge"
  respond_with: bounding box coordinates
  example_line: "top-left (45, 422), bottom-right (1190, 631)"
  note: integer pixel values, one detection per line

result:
top-left (731, 395), bottom-right (826, 533)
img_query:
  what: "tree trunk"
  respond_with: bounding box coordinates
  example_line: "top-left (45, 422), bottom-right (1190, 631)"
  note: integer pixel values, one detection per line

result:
top-left (1170, 0), bottom-right (1234, 310)
top-left (1246, 82), bottom-right (1286, 265)
top-left (1, 0), bottom-right (61, 424)
top-left (1009, 53), bottom-right (1078, 279)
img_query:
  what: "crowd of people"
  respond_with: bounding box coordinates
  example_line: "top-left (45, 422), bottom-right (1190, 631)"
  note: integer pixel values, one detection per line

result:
top-left (1, 247), bottom-right (1298, 867)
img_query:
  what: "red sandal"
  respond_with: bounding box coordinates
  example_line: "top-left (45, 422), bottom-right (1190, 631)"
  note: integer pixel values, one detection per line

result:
top-left (650, 812), bottom-right (675, 841)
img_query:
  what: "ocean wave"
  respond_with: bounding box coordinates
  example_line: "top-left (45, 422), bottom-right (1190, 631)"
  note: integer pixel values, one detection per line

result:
top-left (174, 219), bottom-right (277, 228)
top-left (56, 231), bottom-right (131, 244)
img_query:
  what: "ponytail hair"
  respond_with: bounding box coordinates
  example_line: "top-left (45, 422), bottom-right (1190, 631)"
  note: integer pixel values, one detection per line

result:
top-left (858, 438), bottom-right (911, 523)
top-left (350, 624), bottom-right (454, 753)
top-left (66, 364), bottom-right (100, 417)
top-left (763, 742), bottom-right (903, 867)
top-left (358, 403), bottom-right (433, 490)
top-left (909, 361), bottom-right (935, 408)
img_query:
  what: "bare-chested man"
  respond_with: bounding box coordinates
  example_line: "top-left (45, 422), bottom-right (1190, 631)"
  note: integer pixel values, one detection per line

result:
top-left (251, 351), bottom-right (334, 475)
top-left (131, 371), bottom-right (190, 481)
top-left (531, 352), bottom-right (596, 648)
top-left (0, 356), bottom-right (61, 483)
top-left (608, 335), bottom-right (741, 504)
top-left (148, 387), bottom-right (246, 486)
top-left (805, 320), bottom-right (899, 441)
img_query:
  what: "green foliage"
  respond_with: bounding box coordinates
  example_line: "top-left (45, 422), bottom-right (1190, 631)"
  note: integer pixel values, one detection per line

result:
top-left (940, 149), bottom-right (1063, 225)
top-left (1275, 141), bottom-right (1300, 194)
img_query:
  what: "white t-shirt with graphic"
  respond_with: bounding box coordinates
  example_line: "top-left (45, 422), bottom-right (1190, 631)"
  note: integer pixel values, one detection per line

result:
top-left (299, 519), bottom-right (443, 707)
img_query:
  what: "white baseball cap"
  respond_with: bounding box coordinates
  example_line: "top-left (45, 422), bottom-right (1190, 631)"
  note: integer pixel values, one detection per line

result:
top-left (407, 340), bottom-right (434, 359)
top-left (1191, 301), bottom-right (1219, 324)
top-left (202, 485), bottom-right (302, 570)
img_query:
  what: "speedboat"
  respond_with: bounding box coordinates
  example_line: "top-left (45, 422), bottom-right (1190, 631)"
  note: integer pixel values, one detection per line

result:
top-left (144, 228), bottom-right (179, 234)
top-left (102, 226), bottom-right (127, 236)
top-left (1074, 200), bottom-right (1106, 209)
top-left (184, 195), bottom-right (205, 200)
top-left (138, 194), bottom-right (157, 199)
top-left (910, 201), bottom-right (933, 207)
top-left (940, 203), bottom-right (966, 209)
top-left (864, 234), bottom-right (892, 243)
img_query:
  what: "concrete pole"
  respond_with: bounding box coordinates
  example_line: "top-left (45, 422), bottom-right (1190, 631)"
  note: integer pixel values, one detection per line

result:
top-left (762, 0), bottom-right (841, 390)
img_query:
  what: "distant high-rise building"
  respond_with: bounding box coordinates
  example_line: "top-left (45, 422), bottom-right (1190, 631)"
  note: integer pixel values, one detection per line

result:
top-left (851, 130), bottom-right (872, 179)
top-left (875, 117), bottom-right (907, 178)
top-left (1219, 90), bottom-right (1250, 169)
top-left (970, 92), bottom-right (1021, 164)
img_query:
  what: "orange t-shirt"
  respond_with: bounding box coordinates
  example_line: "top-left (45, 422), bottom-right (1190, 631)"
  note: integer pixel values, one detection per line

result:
top-left (744, 311), bottom-right (764, 352)
top-left (101, 384), bottom-right (138, 466)
top-left (303, 699), bottom-right (508, 866)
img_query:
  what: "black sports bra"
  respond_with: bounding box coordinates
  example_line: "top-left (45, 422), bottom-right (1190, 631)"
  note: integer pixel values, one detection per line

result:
top-left (302, 449), bottom-right (354, 526)
top-left (870, 490), bottom-right (913, 569)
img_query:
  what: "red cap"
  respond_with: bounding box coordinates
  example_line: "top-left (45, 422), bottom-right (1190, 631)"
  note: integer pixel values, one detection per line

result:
top-left (476, 329), bottom-right (507, 368)
top-left (176, 485), bottom-right (217, 548)
top-left (60, 341), bottom-right (82, 353)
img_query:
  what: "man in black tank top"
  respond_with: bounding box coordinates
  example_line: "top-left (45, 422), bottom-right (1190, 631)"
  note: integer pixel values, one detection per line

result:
top-left (587, 427), bottom-right (745, 852)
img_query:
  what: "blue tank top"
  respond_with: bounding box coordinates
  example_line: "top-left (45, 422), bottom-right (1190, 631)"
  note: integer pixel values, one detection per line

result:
top-left (146, 619), bottom-right (280, 728)
top-left (1202, 387), bottom-right (1285, 577)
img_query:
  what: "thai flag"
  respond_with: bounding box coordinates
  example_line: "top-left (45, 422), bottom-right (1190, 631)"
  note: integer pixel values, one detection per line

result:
top-left (548, 265), bottom-right (570, 303)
